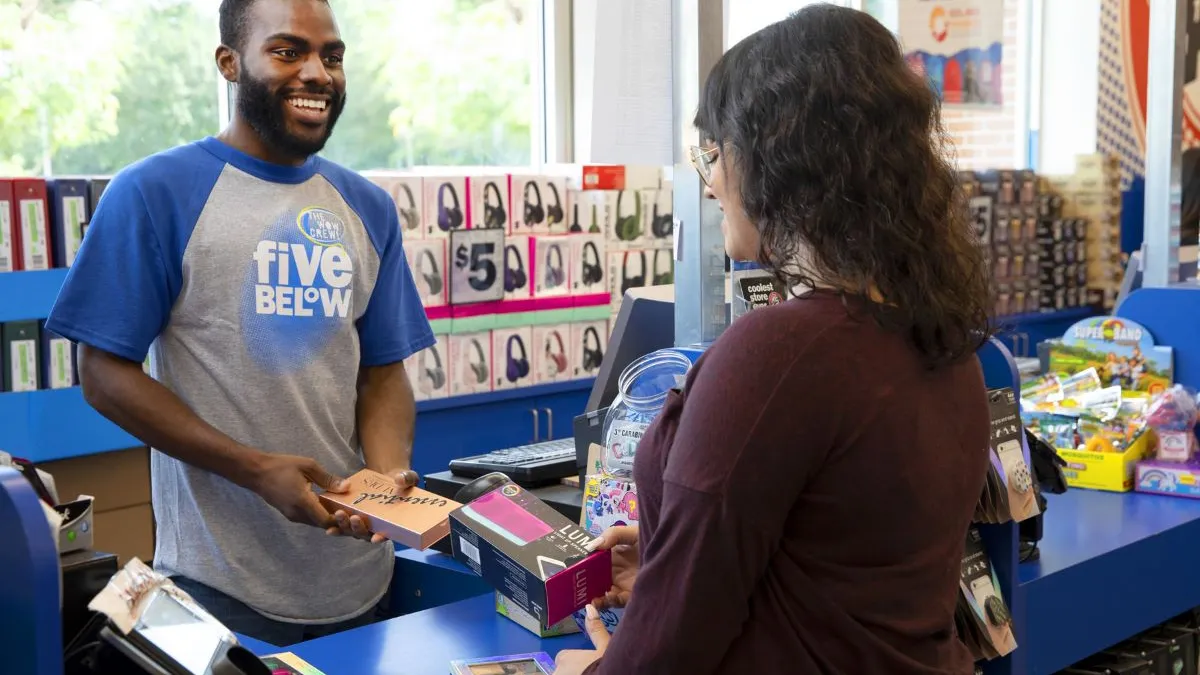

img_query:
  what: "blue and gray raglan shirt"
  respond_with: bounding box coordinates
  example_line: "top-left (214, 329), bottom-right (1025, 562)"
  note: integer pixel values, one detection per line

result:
top-left (46, 136), bottom-right (435, 624)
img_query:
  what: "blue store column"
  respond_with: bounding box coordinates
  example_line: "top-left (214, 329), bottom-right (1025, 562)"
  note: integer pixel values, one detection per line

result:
top-left (670, 0), bottom-right (728, 346)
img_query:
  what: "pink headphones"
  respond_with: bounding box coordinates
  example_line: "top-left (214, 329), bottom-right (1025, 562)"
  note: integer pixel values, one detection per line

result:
top-left (545, 330), bottom-right (567, 374)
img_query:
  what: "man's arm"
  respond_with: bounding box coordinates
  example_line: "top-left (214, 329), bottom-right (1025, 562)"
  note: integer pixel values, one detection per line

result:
top-left (356, 361), bottom-right (418, 477)
top-left (79, 346), bottom-right (261, 488)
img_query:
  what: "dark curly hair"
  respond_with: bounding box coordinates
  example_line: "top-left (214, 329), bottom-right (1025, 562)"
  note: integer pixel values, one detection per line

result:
top-left (695, 4), bottom-right (992, 369)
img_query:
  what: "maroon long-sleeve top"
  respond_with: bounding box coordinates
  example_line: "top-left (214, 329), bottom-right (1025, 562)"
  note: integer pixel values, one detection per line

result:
top-left (583, 290), bottom-right (991, 675)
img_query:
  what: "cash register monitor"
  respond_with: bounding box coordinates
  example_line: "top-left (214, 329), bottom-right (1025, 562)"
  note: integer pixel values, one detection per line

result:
top-left (585, 286), bottom-right (677, 414)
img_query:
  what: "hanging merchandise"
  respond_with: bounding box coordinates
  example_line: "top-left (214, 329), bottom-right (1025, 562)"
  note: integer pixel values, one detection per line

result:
top-left (602, 349), bottom-right (693, 477)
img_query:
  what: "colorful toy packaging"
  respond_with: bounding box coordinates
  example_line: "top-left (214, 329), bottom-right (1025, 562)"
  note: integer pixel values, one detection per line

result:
top-left (1021, 316), bottom-right (1174, 491)
top-left (582, 475), bottom-right (638, 537)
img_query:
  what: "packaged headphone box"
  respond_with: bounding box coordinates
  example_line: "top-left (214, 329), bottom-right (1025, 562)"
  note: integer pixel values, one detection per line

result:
top-left (469, 176), bottom-right (511, 230)
top-left (449, 478), bottom-right (613, 627)
top-left (317, 469), bottom-right (461, 550)
top-left (571, 234), bottom-right (607, 296)
top-left (532, 236), bottom-right (571, 298)
top-left (408, 335), bottom-right (450, 401)
top-left (606, 189), bottom-right (646, 247)
top-left (640, 184), bottom-right (674, 247)
top-left (512, 175), bottom-right (567, 235)
top-left (449, 331), bottom-right (494, 396)
top-left (404, 239), bottom-right (448, 309)
top-left (533, 324), bottom-right (572, 384)
top-left (492, 327), bottom-right (534, 390)
top-left (648, 248), bottom-right (674, 287)
top-left (571, 320), bottom-right (607, 379)
top-left (422, 175), bottom-right (467, 239)
top-left (609, 250), bottom-right (649, 305)
top-left (503, 235), bottom-right (533, 300)
top-left (566, 189), bottom-right (609, 235)
top-left (363, 172), bottom-right (424, 239)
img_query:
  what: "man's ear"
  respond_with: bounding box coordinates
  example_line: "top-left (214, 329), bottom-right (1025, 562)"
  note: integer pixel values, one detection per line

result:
top-left (216, 45), bottom-right (239, 83)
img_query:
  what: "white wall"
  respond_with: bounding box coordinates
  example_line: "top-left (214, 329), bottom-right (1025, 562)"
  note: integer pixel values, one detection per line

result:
top-left (1036, 0), bottom-right (1102, 175)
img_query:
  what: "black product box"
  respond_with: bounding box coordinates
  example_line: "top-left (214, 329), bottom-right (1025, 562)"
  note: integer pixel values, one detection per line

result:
top-left (1038, 193), bottom-right (1064, 219)
top-left (1016, 169), bottom-right (1039, 204)
top-left (1040, 287), bottom-right (1068, 312)
top-left (1137, 628), bottom-right (1196, 675)
top-left (992, 205), bottom-right (1011, 247)
top-left (1075, 655), bottom-right (1157, 674)
top-left (449, 480), bottom-right (612, 627)
top-left (3, 320), bottom-right (42, 392)
top-left (1037, 219), bottom-right (1065, 242)
top-left (40, 323), bottom-right (77, 389)
top-left (1105, 641), bottom-right (1172, 675)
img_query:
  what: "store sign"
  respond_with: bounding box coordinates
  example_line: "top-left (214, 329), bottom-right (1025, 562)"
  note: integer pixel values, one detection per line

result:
top-left (898, 0), bottom-right (1004, 107)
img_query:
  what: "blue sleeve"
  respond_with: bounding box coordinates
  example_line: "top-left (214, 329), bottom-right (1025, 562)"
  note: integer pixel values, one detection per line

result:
top-left (327, 168), bottom-right (434, 366)
top-left (45, 174), bottom-right (174, 363)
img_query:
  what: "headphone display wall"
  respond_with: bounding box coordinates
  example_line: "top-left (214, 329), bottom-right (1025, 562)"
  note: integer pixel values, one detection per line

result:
top-left (411, 336), bottom-right (449, 400)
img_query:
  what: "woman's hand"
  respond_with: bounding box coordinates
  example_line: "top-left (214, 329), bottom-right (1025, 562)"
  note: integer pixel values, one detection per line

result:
top-left (554, 605), bottom-right (610, 674)
top-left (587, 524), bottom-right (639, 610)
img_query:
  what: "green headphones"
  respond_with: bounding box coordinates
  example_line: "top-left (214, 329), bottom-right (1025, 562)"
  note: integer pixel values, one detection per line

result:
top-left (615, 191), bottom-right (642, 241)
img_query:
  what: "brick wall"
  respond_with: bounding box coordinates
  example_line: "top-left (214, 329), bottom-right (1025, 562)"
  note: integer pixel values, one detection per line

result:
top-left (942, 0), bottom-right (1020, 170)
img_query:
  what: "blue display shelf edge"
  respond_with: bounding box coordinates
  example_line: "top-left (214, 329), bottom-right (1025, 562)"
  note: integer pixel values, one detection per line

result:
top-left (0, 380), bottom-right (596, 463)
top-left (416, 378), bottom-right (594, 413)
top-left (0, 387), bottom-right (140, 463)
top-left (996, 306), bottom-right (1096, 329)
top-left (0, 268), bottom-right (69, 323)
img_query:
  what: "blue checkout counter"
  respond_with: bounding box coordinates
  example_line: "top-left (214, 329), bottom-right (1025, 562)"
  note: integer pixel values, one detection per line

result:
top-left (238, 549), bottom-right (591, 674)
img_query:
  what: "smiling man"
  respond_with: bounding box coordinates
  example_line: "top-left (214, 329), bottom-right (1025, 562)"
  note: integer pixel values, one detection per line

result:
top-left (44, 0), bottom-right (434, 644)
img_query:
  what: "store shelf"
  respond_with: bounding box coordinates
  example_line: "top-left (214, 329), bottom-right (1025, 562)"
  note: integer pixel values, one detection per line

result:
top-left (998, 306), bottom-right (1097, 327)
top-left (0, 268), bottom-right (69, 322)
top-left (0, 380), bottom-right (596, 466)
top-left (0, 387), bottom-right (140, 463)
top-left (415, 378), bottom-right (594, 413)
top-left (1017, 490), bottom-right (1200, 674)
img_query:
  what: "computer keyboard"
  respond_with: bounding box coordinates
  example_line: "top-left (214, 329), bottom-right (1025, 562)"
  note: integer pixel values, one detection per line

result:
top-left (449, 438), bottom-right (577, 487)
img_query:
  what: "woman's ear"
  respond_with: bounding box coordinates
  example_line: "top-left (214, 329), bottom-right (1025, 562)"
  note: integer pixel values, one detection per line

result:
top-left (215, 45), bottom-right (239, 83)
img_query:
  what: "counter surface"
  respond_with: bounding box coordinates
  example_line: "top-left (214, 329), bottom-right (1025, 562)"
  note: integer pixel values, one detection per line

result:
top-left (266, 593), bottom-right (590, 675)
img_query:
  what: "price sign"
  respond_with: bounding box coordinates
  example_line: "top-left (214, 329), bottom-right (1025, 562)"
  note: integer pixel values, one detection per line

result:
top-left (968, 196), bottom-right (993, 247)
top-left (450, 227), bottom-right (506, 304)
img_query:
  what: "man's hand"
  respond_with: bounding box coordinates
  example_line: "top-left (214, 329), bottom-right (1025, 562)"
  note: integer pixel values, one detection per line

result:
top-left (587, 525), bottom-right (640, 610)
top-left (554, 605), bottom-right (609, 674)
top-left (325, 469), bottom-right (420, 543)
top-left (250, 453), bottom-right (348, 528)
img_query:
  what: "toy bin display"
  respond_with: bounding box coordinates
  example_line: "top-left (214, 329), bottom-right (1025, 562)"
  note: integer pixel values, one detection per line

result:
top-left (1022, 316), bottom-right (1174, 492)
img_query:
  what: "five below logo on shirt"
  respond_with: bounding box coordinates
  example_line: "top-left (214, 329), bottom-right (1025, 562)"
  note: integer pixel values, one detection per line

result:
top-left (252, 207), bottom-right (353, 318)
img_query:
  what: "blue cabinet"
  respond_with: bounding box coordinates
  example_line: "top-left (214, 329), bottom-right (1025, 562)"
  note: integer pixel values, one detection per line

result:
top-left (411, 381), bottom-right (591, 478)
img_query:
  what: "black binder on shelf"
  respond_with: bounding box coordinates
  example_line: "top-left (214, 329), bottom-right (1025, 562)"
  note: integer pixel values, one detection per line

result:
top-left (3, 320), bottom-right (42, 392)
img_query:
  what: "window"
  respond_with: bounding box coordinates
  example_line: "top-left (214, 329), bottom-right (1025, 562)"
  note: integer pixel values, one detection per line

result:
top-left (0, 0), bottom-right (221, 177)
top-left (0, 0), bottom-right (545, 177)
top-left (726, 0), bottom-right (860, 48)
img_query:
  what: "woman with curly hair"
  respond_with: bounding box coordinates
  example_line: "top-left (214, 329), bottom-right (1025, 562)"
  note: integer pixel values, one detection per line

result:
top-left (555, 5), bottom-right (993, 675)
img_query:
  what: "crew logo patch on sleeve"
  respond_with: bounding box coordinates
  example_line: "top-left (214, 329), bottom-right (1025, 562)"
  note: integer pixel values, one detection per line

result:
top-left (239, 207), bottom-right (356, 373)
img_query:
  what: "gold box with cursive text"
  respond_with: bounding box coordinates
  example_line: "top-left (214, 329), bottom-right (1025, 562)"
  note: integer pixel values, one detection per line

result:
top-left (318, 469), bottom-right (460, 549)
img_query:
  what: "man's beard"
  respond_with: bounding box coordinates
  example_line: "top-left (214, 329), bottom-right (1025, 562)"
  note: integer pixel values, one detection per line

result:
top-left (235, 70), bottom-right (345, 160)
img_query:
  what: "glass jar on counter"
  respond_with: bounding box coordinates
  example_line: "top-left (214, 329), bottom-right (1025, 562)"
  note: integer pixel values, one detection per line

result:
top-left (601, 349), bottom-right (694, 477)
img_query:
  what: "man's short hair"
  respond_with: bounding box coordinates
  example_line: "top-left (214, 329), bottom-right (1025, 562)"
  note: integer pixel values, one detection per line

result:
top-left (219, 0), bottom-right (330, 51)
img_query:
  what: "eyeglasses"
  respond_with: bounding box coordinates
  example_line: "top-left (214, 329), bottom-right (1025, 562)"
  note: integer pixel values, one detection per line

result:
top-left (688, 146), bottom-right (718, 187)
